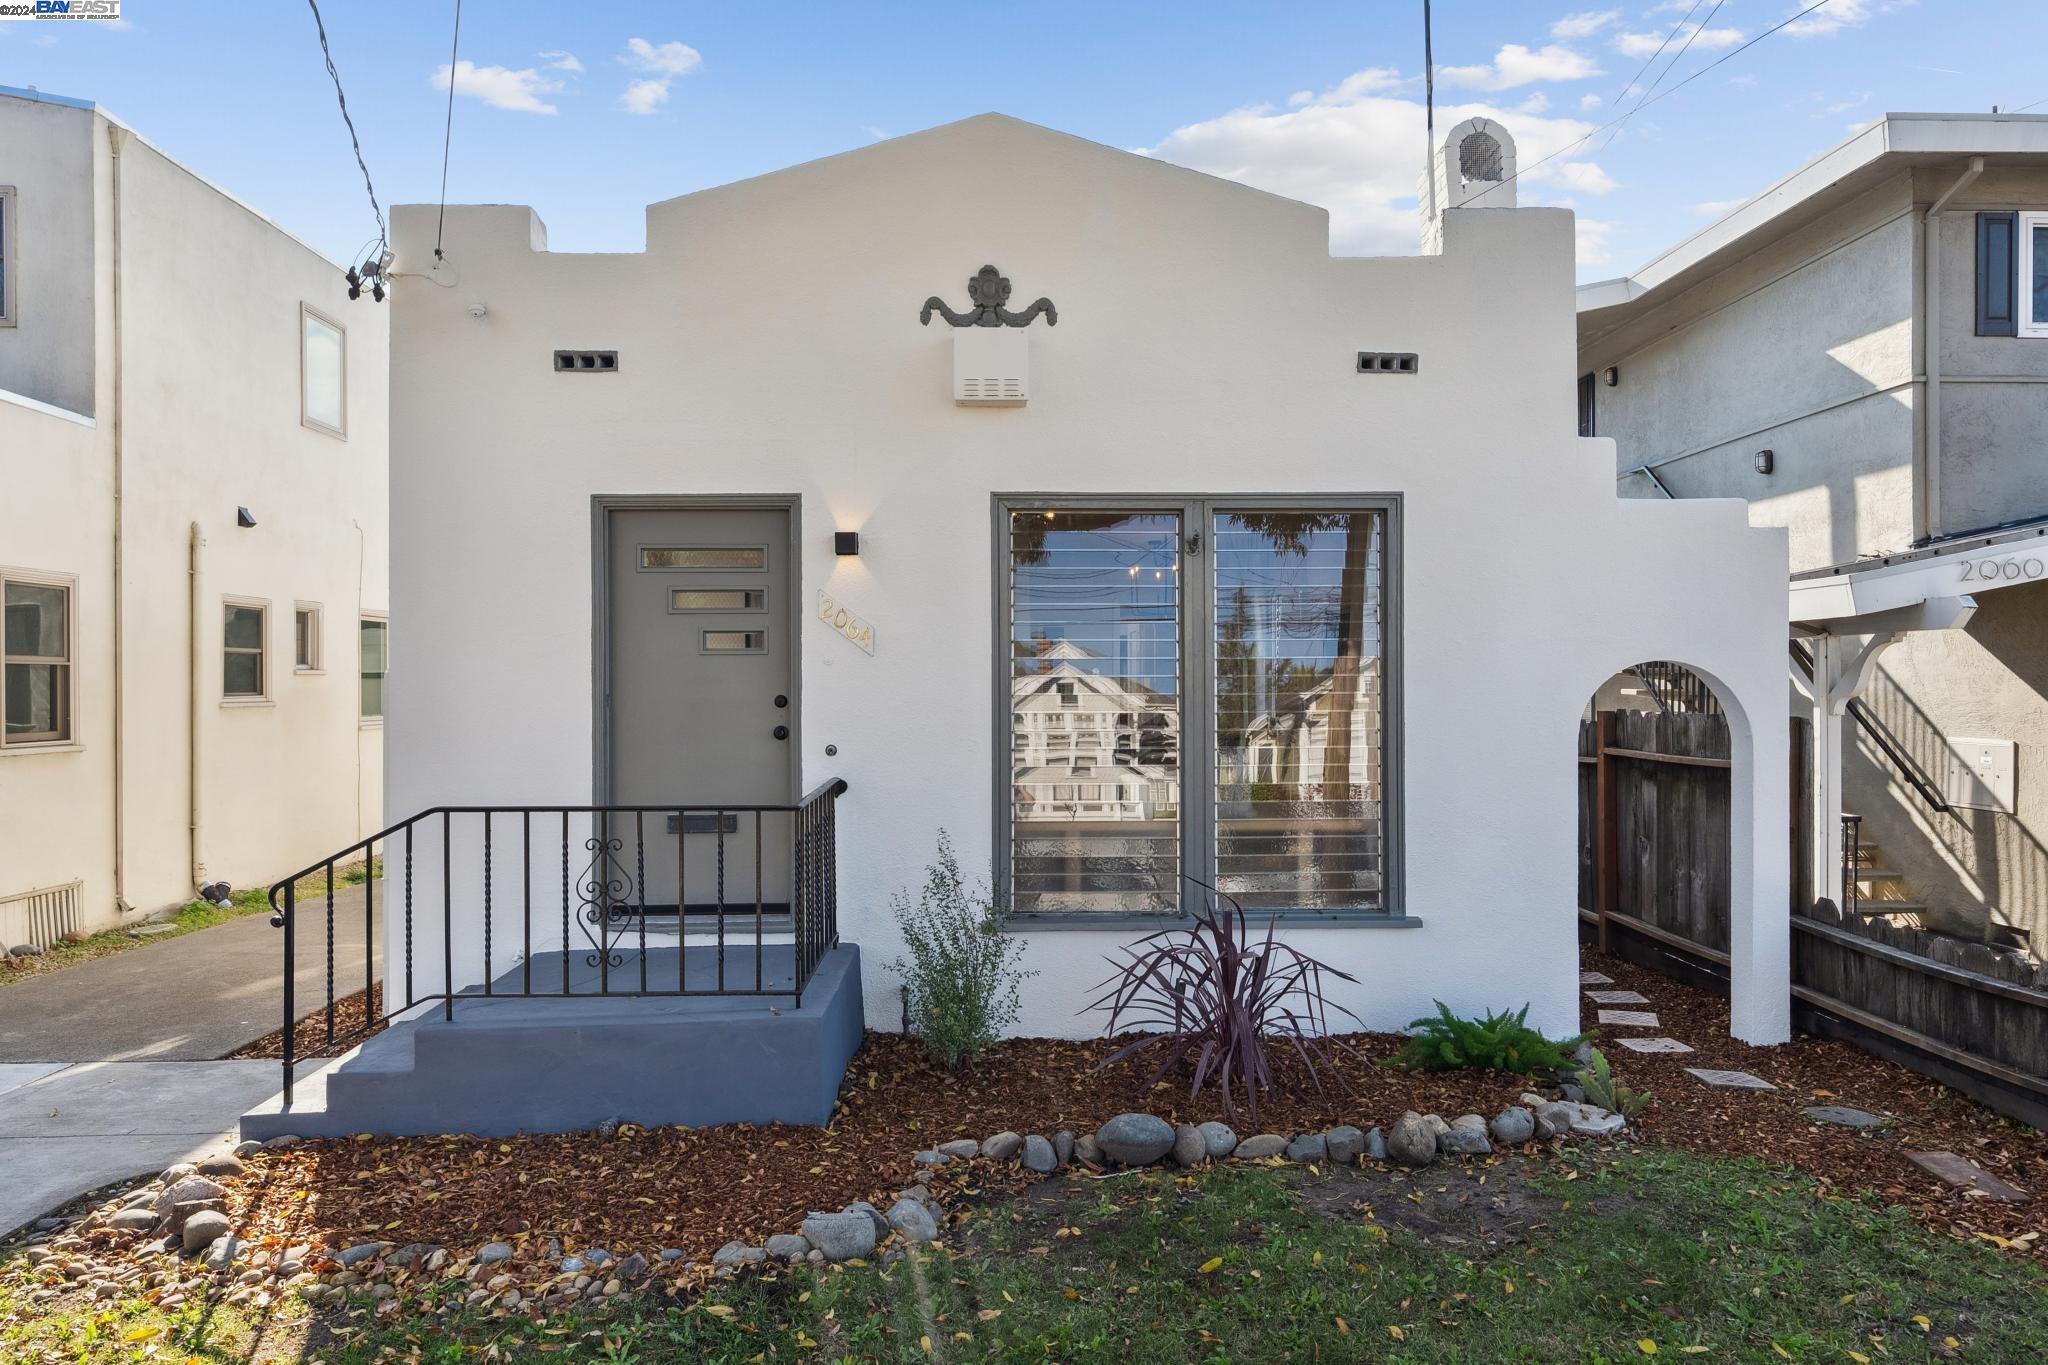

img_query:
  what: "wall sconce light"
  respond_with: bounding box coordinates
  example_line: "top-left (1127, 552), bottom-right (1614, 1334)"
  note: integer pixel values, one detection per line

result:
top-left (834, 531), bottom-right (860, 556)
top-left (236, 507), bottom-right (258, 528)
top-left (1754, 449), bottom-right (1775, 475)
top-left (1602, 366), bottom-right (1619, 387)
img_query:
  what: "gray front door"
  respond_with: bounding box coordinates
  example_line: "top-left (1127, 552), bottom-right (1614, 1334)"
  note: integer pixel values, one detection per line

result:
top-left (608, 506), bottom-right (795, 914)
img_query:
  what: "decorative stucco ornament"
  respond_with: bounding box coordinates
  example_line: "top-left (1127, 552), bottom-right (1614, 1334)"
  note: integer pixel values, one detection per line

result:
top-left (920, 265), bottom-right (1057, 328)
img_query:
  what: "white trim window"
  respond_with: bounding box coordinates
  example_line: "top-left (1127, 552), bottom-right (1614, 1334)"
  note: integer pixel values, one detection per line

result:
top-left (300, 303), bottom-right (346, 436)
top-left (3, 570), bottom-right (74, 747)
top-left (294, 602), bottom-right (323, 673)
top-left (2022, 211), bottom-right (2048, 339)
top-left (0, 185), bottom-right (15, 327)
top-left (223, 598), bottom-right (270, 701)
top-left (359, 614), bottom-right (387, 722)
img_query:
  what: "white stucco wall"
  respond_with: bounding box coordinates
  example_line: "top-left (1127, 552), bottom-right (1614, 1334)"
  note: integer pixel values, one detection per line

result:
top-left (0, 94), bottom-right (99, 416)
top-left (387, 115), bottom-right (1791, 1043)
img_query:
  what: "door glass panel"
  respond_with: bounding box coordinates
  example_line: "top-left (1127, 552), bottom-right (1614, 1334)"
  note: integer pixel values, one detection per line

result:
top-left (641, 547), bottom-right (766, 571)
top-left (702, 629), bottom-right (766, 653)
top-left (670, 588), bottom-right (766, 612)
top-left (1008, 509), bottom-right (1181, 912)
top-left (1214, 511), bottom-right (1384, 911)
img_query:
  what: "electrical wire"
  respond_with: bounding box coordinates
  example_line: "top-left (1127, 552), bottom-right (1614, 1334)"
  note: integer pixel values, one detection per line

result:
top-left (1595, 0), bottom-right (1729, 155)
top-left (1603, 0), bottom-right (1706, 112)
top-left (435, 0), bottom-right (463, 261)
top-left (304, 0), bottom-right (385, 252)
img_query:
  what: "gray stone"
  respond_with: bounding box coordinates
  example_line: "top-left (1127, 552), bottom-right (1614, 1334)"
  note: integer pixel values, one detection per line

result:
top-left (160, 1162), bottom-right (198, 1184)
top-left (153, 1177), bottom-right (226, 1232)
top-left (1422, 1114), bottom-right (1450, 1138)
top-left (1616, 1037), bottom-right (1693, 1054)
top-left (1197, 1121), bottom-right (1238, 1160)
top-left (1363, 1127), bottom-right (1388, 1161)
top-left (712, 1241), bottom-right (765, 1267)
top-left (1906, 1150), bottom-right (2030, 1203)
top-left (1490, 1107), bottom-right (1537, 1146)
top-left (1233, 1133), bottom-right (1288, 1160)
top-left (1683, 1067), bottom-right (1777, 1092)
top-left (846, 1201), bottom-right (890, 1238)
top-left (195, 1154), bottom-right (245, 1178)
top-left (558, 1256), bottom-right (588, 1274)
top-left (617, 1253), bottom-right (649, 1282)
top-left (1805, 1105), bottom-right (1888, 1129)
top-left (1560, 1083), bottom-right (1587, 1104)
top-left (911, 1150), bottom-right (950, 1166)
top-left (937, 1139), bottom-right (981, 1160)
top-left (337, 1242), bottom-right (386, 1267)
top-left (1532, 1108), bottom-right (1559, 1140)
top-left (1539, 1100), bottom-right (1626, 1137)
top-left (1096, 1113), bottom-right (1176, 1166)
top-left (1325, 1125), bottom-right (1366, 1165)
top-left (181, 1210), bottom-right (231, 1253)
top-left (1021, 1134), bottom-right (1058, 1173)
top-left (1438, 1128), bottom-right (1493, 1157)
top-left (1073, 1133), bottom-right (1103, 1166)
top-left (1052, 1131), bottom-right (1075, 1165)
top-left (583, 1248), bottom-right (614, 1269)
top-left (10, 943), bottom-right (42, 957)
top-left (1386, 1112), bottom-right (1437, 1168)
top-left (1285, 1133), bottom-right (1329, 1163)
top-left (658, 1248), bottom-right (686, 1262)
top-left (897, 1184), bottom-right (935, 1207)
top-left (200, 1235), bottom-right (242, 1271)
top-left (765, 1234), bottom-right (811, 1261)
top-left (233, 1140), bottom-right (264, 1159)
top-left (106, 1207), bottom-right (157, 1234)
top-left (387, 1243), bottom-right (439, 1269)
top-left (477, 1242), bottom-right (515, 1265)
top-left (981, 1131), bottom-right (1024, 1161)
top-left (1172, 1124), bottom-right (1207, 1167)
top-left (262, 1135), bottom-right (302, 1150)
top-left (1450, 1113), bottom-right (1488, 1133)
top-left (887, 1197), bottom-right (940, 1243)
top-left (1598, 1009), bottom-right (1660, 1028)
top-left (1585, 990), bottom-right (1650, 1005)
top-left (801, 1211), bottom-right (877, 1262)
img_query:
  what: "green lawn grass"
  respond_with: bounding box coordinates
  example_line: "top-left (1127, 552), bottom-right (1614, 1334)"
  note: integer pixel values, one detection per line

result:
top-left (7, 1145), bottom-right (2041, 1363)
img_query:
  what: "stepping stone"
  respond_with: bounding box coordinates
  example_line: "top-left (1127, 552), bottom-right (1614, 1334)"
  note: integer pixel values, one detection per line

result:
top-left (1579, 971), bottom-right (1614, 985)
top-left (1906, 1150), bottom-right (2030, 1203)
top-left (1597, 1009), bottom-right (1660, 1027)
top-left (1804, 1105), bottom-right (1887, 1130)
top-left (1586, 990), bottom-right (1651, 1005)
top-left (1617, 1037), bottom-right (1693, 1054)
top-left (1683, 1067), bottom-right (1777, 1091)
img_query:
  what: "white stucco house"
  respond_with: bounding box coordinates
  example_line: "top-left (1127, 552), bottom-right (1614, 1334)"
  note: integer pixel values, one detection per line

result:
top-left (0, 86), bottom-right (388, 949)
top-left (247, 114), bottom-right (1791, 1140)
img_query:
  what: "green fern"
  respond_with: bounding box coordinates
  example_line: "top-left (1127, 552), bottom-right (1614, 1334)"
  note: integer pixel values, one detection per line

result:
top-left (1388, 1001), bottom-right (1589, 1076)
top-left (1576, 1046), bottom-right (1652, 1119)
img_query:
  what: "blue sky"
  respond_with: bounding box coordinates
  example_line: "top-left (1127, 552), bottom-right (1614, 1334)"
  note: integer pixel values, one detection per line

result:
top-left (3, 2), bottom-right (2039, 280)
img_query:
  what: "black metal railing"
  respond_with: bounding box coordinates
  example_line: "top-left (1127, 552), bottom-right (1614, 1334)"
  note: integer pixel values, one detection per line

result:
top-left (266, 778), bottom-right (847, 1104)
top-left (1841, 812), bottom-right (1864, 917)
top-left (1790, 640), bottom-right (1954, 816)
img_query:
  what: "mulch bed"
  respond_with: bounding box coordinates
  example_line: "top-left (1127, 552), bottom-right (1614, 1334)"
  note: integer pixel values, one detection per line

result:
top-left (227, 984), bottom-right (387, 1061)
top-left (213, 951), bottom-right (2046, 1280)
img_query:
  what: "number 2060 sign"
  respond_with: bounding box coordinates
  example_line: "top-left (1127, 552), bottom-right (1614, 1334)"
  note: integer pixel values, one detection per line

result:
top-left (818, 593), bottom-right (875, 655)
top-left (1960, 556), bottom-right (2046, 584)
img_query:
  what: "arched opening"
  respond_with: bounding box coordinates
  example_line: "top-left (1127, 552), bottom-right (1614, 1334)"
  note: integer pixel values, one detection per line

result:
top-left (1458, 130), bottom-right (1505, 185)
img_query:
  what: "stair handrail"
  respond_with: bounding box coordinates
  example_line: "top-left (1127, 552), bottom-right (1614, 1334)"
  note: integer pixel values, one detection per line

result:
top-left (1790, 641), bottom-right (1954, 816)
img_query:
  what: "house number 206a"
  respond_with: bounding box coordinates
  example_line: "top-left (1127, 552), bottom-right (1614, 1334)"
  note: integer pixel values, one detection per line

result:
top-left (1960, 557), bottom-right (2045, 583)
top-left (817, 592), bottom-right (876, 655)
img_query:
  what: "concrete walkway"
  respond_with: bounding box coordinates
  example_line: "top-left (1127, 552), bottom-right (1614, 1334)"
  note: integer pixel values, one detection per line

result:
top-left (0, 881), bottom-right (381, 1062)
top-left (0, 1060), bottom-right (287, 1237)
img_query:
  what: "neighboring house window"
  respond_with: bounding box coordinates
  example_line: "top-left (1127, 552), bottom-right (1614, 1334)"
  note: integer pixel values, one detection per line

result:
top-left (1975, 211), bottom-right (2048, 338)
top-left (359, 616), bottom-right (387, 721)
top-left (1000, 499), bottom-right (1397, 917)
top-left (223, 600), bottom-right (268, 699)
top-left (1577, 372), bottom-right (1596, 437)
top-left (301, 304), bottom-right (346, 436)
top-left (0, 186), bottom-right (14, 327)
top-left (2021, 212), bottom-right (2048, 338)
top-left (294, 603), bottom-right (322, 672)
top-left (3, 572), bottom-right (73, 747)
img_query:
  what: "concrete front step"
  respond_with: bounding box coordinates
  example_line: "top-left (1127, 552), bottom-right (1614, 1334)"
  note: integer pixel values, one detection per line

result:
top-left (241, 944), bottom-right (863, 1140)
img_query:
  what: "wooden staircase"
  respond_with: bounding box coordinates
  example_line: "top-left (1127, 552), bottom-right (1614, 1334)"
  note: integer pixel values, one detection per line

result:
top-left (1846, 825), bottom-right (2032, 954)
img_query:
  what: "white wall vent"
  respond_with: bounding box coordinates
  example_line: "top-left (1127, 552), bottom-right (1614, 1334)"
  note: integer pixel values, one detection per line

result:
top-left (0, 880), bottom-right (82, 951)
top-left (1357, 352), bottom-right (1419, 375)
top-left (953, 328), bottom-right (1029, 407)
top-left (554, 350), bottom-right (619, 373)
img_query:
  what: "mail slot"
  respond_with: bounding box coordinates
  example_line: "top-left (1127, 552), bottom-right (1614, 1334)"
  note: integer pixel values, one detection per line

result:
top-left (668, 812), bottom-right (740, 835)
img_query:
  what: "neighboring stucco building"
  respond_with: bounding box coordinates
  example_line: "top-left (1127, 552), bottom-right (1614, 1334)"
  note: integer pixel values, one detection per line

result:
top-left (0, 86), bottom-right (388, 946)
top-left (1578, 113), bottom-right (2048, 956)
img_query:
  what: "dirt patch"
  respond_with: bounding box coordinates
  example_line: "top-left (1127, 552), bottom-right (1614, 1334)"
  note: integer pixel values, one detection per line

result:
top-left (227, 983), bottom-right (386, 1060)
top-left (1294, 1157), bottom-right (1640, 1253)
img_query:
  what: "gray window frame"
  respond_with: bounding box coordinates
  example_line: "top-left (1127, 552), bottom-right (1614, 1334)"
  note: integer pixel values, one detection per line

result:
top-left (990, 493), bottom-right (1412, 930)
top-left (0, 185), bottom-right (15, 328)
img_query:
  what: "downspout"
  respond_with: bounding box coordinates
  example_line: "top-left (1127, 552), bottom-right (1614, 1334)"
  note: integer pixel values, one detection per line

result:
top-left (1922, 156), bottom-right (1983, 542)
top-left (107, 121), bottom-right (132, 915)
top-left (189, 522), bottom-right (207, 888)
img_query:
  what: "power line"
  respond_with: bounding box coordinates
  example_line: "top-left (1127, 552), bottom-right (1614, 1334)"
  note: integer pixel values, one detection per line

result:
top-left (304, 0), bottom-right (385, 253)
top-left (1603, 0), bottom-right (1706, 113)
top-left (435, 0), bottom-right (463, 262)
top-left (1596, 0), bottom-right (1729, 155)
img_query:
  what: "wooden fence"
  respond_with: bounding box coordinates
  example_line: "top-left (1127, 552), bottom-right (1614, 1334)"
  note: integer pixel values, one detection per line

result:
top-left (1577, 705), bottom-right (2048, 1128)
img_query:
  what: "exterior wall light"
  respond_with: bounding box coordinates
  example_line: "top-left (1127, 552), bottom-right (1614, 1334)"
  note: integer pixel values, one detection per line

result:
top-left (1754, 449), bottom-right (1775, 476)
top-left (236, 507), bottom-right (258, 528)
top-left (1602, 366), bottom-right (1619, 387)
top-left (834, 531), bottom-right (860, 556)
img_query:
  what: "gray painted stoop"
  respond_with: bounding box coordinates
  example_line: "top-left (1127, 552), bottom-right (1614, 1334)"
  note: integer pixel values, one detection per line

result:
top-left (240, 944), bottom-right (863, 1139)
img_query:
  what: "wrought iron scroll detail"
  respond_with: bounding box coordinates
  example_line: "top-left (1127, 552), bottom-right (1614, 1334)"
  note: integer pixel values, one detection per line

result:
top-left (920, 264), bottom-right (1057, 328)
top-left (575, 834), bottom-right (635, 970)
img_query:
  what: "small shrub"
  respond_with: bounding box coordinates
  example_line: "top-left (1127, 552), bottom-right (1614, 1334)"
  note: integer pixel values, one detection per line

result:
top-left (1389, 1001), bottom-right (1589, 1076)
top-left (891, 831), bottom-right (1034, 1070)
top-left (1086, 882), bottom-right (1362, 1122)
top-left (1576, 1046), bottom-right (1652, 1118)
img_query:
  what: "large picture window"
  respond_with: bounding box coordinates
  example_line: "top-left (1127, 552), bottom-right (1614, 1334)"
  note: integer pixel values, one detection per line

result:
top-left (999, 498), bottom-right (1397, 919)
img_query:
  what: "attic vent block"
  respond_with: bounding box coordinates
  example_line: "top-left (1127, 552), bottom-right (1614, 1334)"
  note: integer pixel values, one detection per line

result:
top-left (554, 350), bottom-right (619, 373)
top-left (1357, 352), bottom-right (1419, 375)
top-left (1459, 131), bottom-right (1504, 183)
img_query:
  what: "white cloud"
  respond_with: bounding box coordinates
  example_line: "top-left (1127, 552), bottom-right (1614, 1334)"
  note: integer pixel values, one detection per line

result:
top-left (1692, 198), bottom-right (1747, 216)
top-left (1613, 24), bottom-right (1744, 58)
top-left (1786, 0), bottom-right (1913, 39)
top-left (620, 37), bottom-right (702, 76)
top-left (431, 60), bottom-right (563, 114)
top-left (619, 78), bottom-right (671, 115)
top-left (1728, 73), bottom-right (1759, 88)
top-left (1554, 161), bottom-right (1617, 194)
top-left (1438, 43), bottom-right (1602, 91)
top-left (1575, 217), bottom-right (1616, 267)
top-left (1287, 89), bottom-right (1314, 108)
top-left (539, 50), bottom-right (584, 74)
top-left (1820, 91), bottom-right (1873, 115)
top-left (1134, 72), bottom-right (1612, 257)
top-left (615, 37), bottom-right (702, 115)
top-left (1579, 92), bottom-right (1604, 110)
top-left (1518, 91), bottom-right (1552, 115)
top-left (1551, 10), bottom-right (1621, 39)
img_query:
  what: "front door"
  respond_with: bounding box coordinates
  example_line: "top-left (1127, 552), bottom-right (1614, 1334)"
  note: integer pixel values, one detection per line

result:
top-left (608, 506), bottom-right (795, 916)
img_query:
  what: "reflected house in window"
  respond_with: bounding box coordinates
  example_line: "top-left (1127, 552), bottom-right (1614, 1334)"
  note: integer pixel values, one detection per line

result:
top-left (1011, 640), bottom-right (1180, 826)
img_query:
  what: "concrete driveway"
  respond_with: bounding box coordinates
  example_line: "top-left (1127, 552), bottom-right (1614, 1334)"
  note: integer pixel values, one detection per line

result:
top-left (0, 881), bottom-right (382, 1062)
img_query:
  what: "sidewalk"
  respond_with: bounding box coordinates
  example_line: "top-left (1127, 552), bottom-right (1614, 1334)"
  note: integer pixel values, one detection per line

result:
top-left (0, 881), bottom-right (381, 1063)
